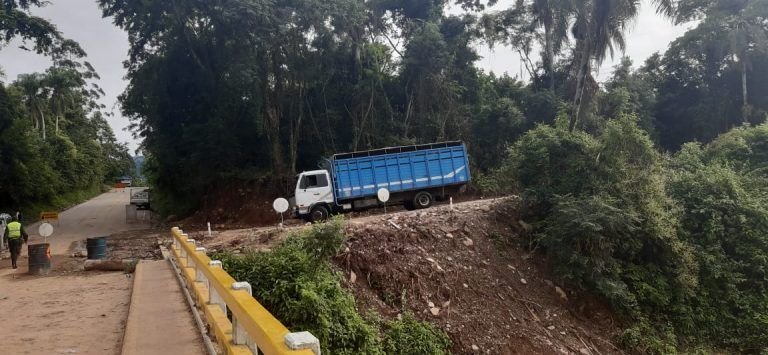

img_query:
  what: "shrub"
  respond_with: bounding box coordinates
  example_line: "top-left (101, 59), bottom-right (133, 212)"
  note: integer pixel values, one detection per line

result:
top-left (302, 215), bottom-right (346, 261)
top-left (502, 117), bottom-right (696, 352)
top-left (215, 220), bottom-right (381, 354)
top-left (500, 119), bottom-right (768, 352)
top-left (704, 123), bottom-right (768, 174)
top-left (668, 161), bottom-right (768, 351)
top-left (382, 314), bottom-right (451, 355)
top-left (214, 218), bottom-right (452, 355)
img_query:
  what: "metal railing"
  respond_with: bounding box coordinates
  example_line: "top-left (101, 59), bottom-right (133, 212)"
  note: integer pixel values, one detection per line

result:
top-left (170, 227), bottom-right (320, 355)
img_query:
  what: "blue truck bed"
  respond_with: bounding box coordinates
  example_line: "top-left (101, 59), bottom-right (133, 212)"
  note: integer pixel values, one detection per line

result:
top-left (330, 141), bottom-right (471, 203)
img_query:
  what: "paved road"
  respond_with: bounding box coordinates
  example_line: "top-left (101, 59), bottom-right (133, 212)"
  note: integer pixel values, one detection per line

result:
top-left (25, 188), bottom-right (150, 253)
top-left (0, 189), bottom-right (150, 355)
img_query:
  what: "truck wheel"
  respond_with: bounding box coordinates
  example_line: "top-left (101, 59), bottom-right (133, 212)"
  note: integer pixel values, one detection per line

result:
top-left (413, 191), bottom-right (433, 209)
top-left (309, 205), bottom-right (330, 222)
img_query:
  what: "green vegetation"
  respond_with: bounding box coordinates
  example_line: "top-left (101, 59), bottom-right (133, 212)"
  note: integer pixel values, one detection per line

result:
top-left (495, 121), bottom-right (768, 353)
top-left (382, 313), bottom-right (451, 355)
top-left (0, 1), bottom-right (135, 216)
top-left (2, 0), bottom-right (766, 352)
top-left (95, 0), bottom-right (768, 214)
top-left (214, 217), bottom-right (451, 355)
top-left (92, 0), bottom-right (767, 351)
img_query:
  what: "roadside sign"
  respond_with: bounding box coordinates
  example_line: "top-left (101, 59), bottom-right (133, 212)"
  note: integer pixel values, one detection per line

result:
top-left (40, 211), bottom-right (59, 221)
top-left (377, 188), bottom-right (390, 203)
top-left (39, 222), bottom-right (54, 244)
top-left (38, 223), bottom-right (54, 238)
top-left (377, 188), bottom-right (390, 214)
top-left (273, 198), bottom-right (290, 213)
top-left (273, 198), bottom-right (290, 229)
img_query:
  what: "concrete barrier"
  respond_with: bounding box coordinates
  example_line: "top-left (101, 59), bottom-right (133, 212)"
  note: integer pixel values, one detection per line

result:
top-left (170, 227), bottom-right (319, 355)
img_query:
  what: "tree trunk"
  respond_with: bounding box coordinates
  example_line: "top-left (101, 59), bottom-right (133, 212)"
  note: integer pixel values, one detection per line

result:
top-left (39, 107), bottom-right (46, 140)
top-left (570, 46), bottom-right (590, 132)
top-left (288, 84), bottom-right (304, 175)
top-left (545, 23), bottom-right (555, 92)
top-left (264, 49), bottom-right (285, 177)
top-left (56, 115), bottom-right (59, 133)
top-left (742, 59), bottom-right (748, 123)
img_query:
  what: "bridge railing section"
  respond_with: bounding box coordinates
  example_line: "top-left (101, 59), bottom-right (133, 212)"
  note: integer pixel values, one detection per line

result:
top-left (170, 227), bottom-right (320, 355)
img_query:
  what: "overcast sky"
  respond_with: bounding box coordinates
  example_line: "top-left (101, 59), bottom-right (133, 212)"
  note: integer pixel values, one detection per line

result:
top-left (0, 0), bottom-right (697, 153)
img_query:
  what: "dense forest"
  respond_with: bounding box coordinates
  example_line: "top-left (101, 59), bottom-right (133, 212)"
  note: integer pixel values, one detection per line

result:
top-left (94, 1), bottom-right (767, 350)
top-left (0, 0), bottom-right (135, 215)
top-left (95, 0), bottom-right (768, 215)
top-left (95, 0), bottom-right (768, 352)
top-left (2, 0), bottom-right (768, 352)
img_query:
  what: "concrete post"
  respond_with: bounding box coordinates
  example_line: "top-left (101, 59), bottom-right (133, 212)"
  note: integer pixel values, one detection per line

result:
top-left (185, 239), bottom-right (196, 265)
top-left (194, 247), bottom-right (206, 281)
top-left (208, 261), bottom-right (226, 314)
top-left (285, 332), bottom-right (321, 355)
top-left (231, 282), bottom-right (255, 352)
top-left (172, 227), bottom-right (180, 250)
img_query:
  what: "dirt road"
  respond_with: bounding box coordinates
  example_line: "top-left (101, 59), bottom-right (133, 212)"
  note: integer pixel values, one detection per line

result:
top-left (0, 189), bottom-right (149, 355)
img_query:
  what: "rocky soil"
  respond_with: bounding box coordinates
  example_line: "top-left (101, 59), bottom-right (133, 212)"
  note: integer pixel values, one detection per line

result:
top-left (337, 197), bottom-right (623, 355)
top-left (185, 196), bottom-right (624, 354)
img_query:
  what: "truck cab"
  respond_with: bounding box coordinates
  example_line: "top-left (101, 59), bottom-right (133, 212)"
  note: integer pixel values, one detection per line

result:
top-left (293, 170), bottom-right (334, 221)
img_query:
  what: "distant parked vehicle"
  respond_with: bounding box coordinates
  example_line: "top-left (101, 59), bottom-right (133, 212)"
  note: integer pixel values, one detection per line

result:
top-left (117, 176), bottom-right (133, 188)
top-left (291, 141), bottom-right (471, 222)
top-left (130, 188), bottom-right (151, 210)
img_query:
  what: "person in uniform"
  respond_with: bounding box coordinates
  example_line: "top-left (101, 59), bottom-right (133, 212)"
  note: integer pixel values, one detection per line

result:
top-left (4, 216), bottom-right (28, 269)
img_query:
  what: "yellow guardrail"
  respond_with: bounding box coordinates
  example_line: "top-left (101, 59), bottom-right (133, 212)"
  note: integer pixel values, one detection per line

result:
top-left (170, 227), bottom-right (319, 355)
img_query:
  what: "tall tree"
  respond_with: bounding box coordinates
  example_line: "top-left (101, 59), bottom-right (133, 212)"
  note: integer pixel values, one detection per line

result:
top-left (676, 0), bottom-right (768, 122)
top-left (569, 0), bottom-right (676, 130)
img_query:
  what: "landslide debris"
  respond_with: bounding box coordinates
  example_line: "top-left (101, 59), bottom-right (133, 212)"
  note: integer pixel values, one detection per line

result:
top-left (336, 197), bottom-right (622, 354)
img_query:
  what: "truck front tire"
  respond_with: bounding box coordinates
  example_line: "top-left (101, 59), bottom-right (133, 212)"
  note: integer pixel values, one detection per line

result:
top-left (413, 191), bottom-right (433, 209)
top-left (309, 205), bottom-right (330, 222)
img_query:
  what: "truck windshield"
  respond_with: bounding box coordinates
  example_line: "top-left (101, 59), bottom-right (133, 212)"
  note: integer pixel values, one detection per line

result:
top-left (300, 174), bottom-right (328, 189)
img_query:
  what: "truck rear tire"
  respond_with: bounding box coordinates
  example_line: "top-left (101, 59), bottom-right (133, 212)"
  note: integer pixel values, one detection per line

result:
top-left (309, 205), bottom-right (330, 222)
top-left (413, 191), bottom-right (433, 209)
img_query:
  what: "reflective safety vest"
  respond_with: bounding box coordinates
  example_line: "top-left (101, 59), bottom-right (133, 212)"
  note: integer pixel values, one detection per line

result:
top-left (7, 221), bottom-right (21, 239)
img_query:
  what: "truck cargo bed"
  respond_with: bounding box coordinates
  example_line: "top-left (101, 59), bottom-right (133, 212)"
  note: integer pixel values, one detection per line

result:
top-left (331, 141), bottom-right (470, 202)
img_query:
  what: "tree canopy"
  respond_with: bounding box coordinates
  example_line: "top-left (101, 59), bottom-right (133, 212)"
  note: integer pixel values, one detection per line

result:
top-left (0, 0), bottom-right (134, 215)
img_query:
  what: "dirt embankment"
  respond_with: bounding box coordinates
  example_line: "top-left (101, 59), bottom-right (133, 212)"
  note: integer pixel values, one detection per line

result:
top-left (187, 197), bottom-right (623, 354)
top-left (336, 198), bottom-right (623, 355)
top-left (182, 180), bottom-right (286, 228)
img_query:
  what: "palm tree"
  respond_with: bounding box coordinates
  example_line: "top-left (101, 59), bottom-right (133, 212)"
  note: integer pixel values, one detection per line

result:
top-left (569, 0), bottom-right (675, 131)
top-left (14, 73), bottom-right (50, 139)
top-left (723, 5), bottom-right (768, 122)
top-left (532, 0), bottom-right (574, 92)
top-left (46, 68), bottom-right (84, 134)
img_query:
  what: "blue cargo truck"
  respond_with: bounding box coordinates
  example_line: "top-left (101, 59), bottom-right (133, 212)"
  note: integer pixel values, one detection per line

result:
top-left (292, 141), bottom-right (471, 221)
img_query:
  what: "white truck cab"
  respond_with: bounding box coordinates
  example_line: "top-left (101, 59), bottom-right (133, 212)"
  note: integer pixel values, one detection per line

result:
top-left (293, 170), bottom-right (334, 220)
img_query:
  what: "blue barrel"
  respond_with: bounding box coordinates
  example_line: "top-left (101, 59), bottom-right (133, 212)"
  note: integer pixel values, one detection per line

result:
top-left (28, 243), bottom-right (51, 275)
top-left (86, 237), bottom-right (108, 260)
